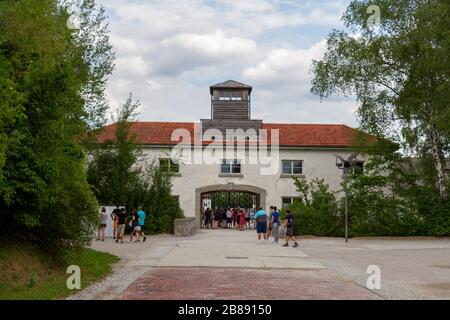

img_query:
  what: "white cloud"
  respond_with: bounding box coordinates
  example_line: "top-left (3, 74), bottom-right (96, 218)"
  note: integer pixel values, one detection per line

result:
top-left (154, 30), bottom-right (257, 76)
top-left (96, 0), bottom-right (359, 127)
top-left (161, 30), bottom-right (256, 58)
top-left (218, 0), bottom-right (275, 13)
top-left (242, 39), bottom-right (327, 87)
top-left (115, 55), bottom-right (149, 78)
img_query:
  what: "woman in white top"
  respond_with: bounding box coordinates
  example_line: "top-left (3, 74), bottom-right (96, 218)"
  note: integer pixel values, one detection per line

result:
top-left (97, 207), bottom-right (108, 241)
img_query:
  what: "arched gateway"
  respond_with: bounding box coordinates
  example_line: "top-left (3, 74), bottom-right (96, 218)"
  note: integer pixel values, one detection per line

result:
top-left (195, 184), bottom-right (266, 228)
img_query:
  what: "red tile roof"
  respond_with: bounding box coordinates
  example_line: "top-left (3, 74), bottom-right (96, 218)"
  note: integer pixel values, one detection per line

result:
top-left (262, 123), bottom-right (359, 147)
top-left (97, 122), bottom-right (361, 148)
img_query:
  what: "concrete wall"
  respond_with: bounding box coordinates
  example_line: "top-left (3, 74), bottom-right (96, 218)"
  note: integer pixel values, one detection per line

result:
top-left (141, 146), bottom-right (358, 221)
top-left (174, 217), bottom-right (197, 236)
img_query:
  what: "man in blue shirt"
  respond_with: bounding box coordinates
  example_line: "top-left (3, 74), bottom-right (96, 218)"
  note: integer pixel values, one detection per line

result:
top-left (255, 207), bottom-right (269, 244)
top-left (270, 206), bottom-right (281, 244)
top-left (138, 207), bottom-right (147, 243)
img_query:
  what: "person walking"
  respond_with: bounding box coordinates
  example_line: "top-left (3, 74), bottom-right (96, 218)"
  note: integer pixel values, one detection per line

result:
top-left (283, 210), bottom-right (299, 247)
top-left (245, 209), bottom-right (250, 229)
top-left (97, 207), bottom-right (108, 241)
top-left (226, 208), bottom-right (233, 228)
top-left (238, 209), bottom-right (245, 231)
top-left (138, 207), bottom-right (147, 243)
top-left (232, 208), bottom-right (236, 228)
top-left (111, 206), bottom-right (120, 240)
top-left (205, 208), bottom-right (212, 228)
top-left (201, 209), bottom-right (206, 228)
top-left (266, 206), bottom-right (274, 239)
top-left (222, 209), bottom-right (228, 228)
top-left (116, 208), bottom-right (127, 244)
top-left (255, 207), bottom-right (269, 244)
top-left (270, 207), bottom-right (281, 244)
top-left (213, 208), bottom-right (220, 229)
top-left (234, 208), bottom-right (240, 229)
top-left (131, 208), bottom-right (141, 243)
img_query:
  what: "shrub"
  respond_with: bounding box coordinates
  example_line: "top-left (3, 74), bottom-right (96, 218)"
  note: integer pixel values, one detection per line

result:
top-left (284, 177), bottom-right (342, 236)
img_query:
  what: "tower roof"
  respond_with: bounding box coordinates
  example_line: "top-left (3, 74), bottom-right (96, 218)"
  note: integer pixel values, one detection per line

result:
top-left (209, 80), bottom-right (252, 94)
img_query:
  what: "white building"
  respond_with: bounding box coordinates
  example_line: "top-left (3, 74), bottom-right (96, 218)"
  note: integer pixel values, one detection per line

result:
top-left (100, 80), bottom-right (364, 226)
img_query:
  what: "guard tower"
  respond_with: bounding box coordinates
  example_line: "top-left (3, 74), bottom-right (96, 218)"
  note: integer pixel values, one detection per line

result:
top-left (201, 80), bottom-right (262, 133)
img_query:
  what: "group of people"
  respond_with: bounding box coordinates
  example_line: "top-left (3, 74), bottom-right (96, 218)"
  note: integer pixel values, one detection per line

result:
top-left (254, 206), bottom-right (298, 247)
top-left (202, 207), bottom-right (255, 230)
top-left (202, 206), bottom-right (299, 247)
top-left (97, 206), bottom-right (147, 244)
top-left (98, 205), bottom-right (298, 248)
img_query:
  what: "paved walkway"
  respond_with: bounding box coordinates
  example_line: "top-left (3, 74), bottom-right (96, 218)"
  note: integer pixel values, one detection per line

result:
top-left (68, 230), bottom-right (450, 300)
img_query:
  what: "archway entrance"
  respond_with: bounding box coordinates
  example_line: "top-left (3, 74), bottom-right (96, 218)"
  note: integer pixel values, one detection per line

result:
top-left (195, 184), bottom-right (266, 228)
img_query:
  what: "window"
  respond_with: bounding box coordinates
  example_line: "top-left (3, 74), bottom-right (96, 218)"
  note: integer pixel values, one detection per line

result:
top-left (218, 91), bottom-right (243, 101)
top-left (282, 160), bottom-right (303, 175)
top-left (159, 158), bottom-right (180, 173)
top-left (353, 161), bottom-right (364, 175)
top-left (282, 197), bottom-right (300, 209)
top-left (221, 159), bottom-right (241, 174)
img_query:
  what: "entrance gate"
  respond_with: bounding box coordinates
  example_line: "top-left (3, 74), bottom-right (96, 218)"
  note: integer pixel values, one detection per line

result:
top-left (202, 192), bottom-right (257, 210)
top-left (195, 184), bottom-right (267, 228)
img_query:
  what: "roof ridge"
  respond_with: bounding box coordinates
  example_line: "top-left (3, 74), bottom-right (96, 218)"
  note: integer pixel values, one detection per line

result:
top-left (210, 80), bottom-right (252, 88)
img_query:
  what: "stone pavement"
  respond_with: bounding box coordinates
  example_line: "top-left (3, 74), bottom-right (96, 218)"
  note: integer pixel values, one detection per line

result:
top-left (68, 229), bottom-right (450, 300)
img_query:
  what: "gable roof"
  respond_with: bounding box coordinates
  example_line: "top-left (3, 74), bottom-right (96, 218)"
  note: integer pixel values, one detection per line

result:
top-left (97, 122), bottom-right (361, 148)
top-left (209, 80), bottom-right (252, 94)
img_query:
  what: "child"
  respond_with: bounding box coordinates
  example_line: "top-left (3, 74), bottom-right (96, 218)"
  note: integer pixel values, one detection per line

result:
top-left (283, 210), bottom-right (299, 247)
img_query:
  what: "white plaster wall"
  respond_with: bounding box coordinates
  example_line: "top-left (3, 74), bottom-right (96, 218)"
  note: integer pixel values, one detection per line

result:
top-left (141, 146), bottom-right (356, 218)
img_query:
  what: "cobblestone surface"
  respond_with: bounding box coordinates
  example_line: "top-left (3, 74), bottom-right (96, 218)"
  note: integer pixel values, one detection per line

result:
top-left (118, 267), bottom-right (380, 300)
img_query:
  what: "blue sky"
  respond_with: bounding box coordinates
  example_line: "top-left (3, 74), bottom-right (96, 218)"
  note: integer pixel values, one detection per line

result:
top-left (97, 0), bottom-right (358, 126)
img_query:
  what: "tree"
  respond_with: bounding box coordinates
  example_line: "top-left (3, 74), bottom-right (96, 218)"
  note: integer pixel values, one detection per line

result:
top-left (288, 177), bottom-right (341, 236)
top-left (140, 166), bottom-right (184, 234)
top-left (311, 0), bottom-right (450, 200)
top-left (0, 0), bottom-right (114, 255)
top-left (87, 95), bottom-right (184, 233)
top-left (87, 95), bottom-right (144, 207)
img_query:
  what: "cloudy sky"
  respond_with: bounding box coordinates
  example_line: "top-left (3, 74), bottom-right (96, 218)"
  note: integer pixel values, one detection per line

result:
top-left (97, 0), bottom-right (359, 126)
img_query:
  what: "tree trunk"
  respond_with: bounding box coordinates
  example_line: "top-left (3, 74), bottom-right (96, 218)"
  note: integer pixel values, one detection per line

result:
top-left (428, 122), bottom-right (448, 200)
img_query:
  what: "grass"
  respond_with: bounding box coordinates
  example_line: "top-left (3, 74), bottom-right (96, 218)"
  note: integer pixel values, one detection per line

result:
top-left (0, 244), bottom-right (119, 300)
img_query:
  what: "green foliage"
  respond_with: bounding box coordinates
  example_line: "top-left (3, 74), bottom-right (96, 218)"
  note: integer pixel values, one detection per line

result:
top-left (311, 0), bottom-right (450, 200)
top-left (285, 177), bottom-right (342, 236)
top-left (87, 97), bottom-right (184, 234)
top-left (0, 0), bottom-right (114, 255)
top-left (345, 138), bottom-right (449, 236)
top-left (287, 155), bottom-right (450, 236)
top-left (86, 95), bottom-right (143, 206)
top-left (0, 244), bottom-right (118, 300)
top-left (142, 167), bottom-right (184, 234)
